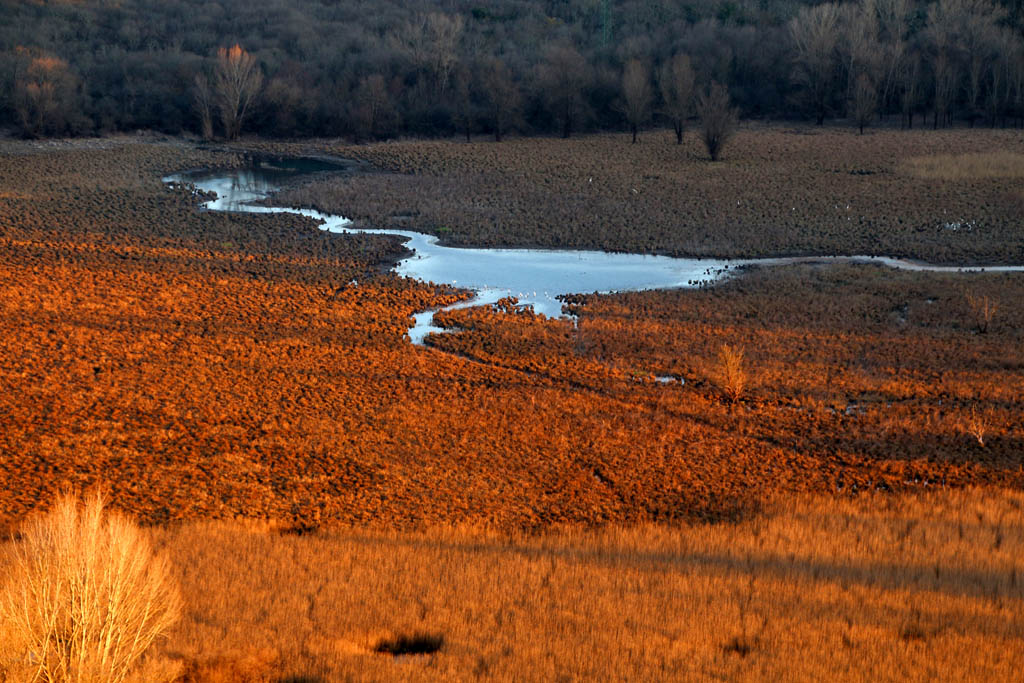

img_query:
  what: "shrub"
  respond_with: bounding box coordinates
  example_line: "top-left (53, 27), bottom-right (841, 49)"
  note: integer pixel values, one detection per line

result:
top-left (0, 492), bottom-right (181, 683)
top-left (966, 291), bottom-right (998, 333)
top-left (717, 344), bottom-right (747, 403)
top-left (697, 82), bottom-right (738, 161)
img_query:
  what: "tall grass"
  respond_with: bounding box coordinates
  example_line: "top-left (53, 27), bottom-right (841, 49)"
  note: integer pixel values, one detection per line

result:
top-left (0, 493), bottom-right (181, 683)
top-left (903, 151), bottom-right (1024, 180)
top-left (160, 488), bottom-right (1024, 681)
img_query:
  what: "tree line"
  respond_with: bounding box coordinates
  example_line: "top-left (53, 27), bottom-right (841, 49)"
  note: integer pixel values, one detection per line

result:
top-left (1, 0), bottom-right (1022, 141)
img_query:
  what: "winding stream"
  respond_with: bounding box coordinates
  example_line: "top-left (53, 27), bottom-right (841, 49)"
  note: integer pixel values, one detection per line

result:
top-left (165, 160), bottom-right (1024, 344)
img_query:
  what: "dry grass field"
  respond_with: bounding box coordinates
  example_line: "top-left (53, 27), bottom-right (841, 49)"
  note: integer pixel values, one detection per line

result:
top-left (0, 129), bottom-right (1021, 680)
top-left (267, 126), bottom-right (1024, 265)
top-left (142, 488), bottom-right (1024, 681)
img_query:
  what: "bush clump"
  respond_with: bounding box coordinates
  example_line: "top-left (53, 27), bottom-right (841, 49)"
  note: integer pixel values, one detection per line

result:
top-left (0, 492), bottom-right (181, 683)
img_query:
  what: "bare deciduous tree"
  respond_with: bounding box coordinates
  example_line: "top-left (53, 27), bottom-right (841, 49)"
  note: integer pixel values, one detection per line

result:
top-left (212, 44), bottom-right (262, 141)
top-left (852, 73), bottom-right (878, 133)
top-left (697, 81), bottom-right (738, 161)
top-left (13, 50), bottom-right (78, 137)
top-left (790, 3), bottom-right (842, 125)
top-left (876, 0), bottom-right (913, 116)
top-left (619, 59), bottom-right (651, 143)
top-left (840, 0), bottom-right (882, 116)
top-left (452, 62), bottom-right (475, 142)
top-left (961, 0), bottom-right (1007, 126)
top-left (659, 54), bottom-right (695, 144)
top-left (899, 51), bottom-right (923, 128)
top-left (399, 12), bottom-right (464, 100)
top-left (192, 74), bottom-right (214, 140)
top-left (482, 58), bottom-right (520, 142)
top-left (539, 45), bottom-right (591, 138)
top-left (353, 74), bottom-right (392, 140)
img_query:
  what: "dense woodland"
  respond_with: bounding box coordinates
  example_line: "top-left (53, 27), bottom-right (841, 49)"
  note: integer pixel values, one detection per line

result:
top-left (1, 0), bottom-right (1023, 139)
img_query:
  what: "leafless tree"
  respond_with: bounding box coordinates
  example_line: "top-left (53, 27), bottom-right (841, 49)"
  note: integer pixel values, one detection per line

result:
top-left (192, 74), bottom-right (214, 140)
top-left (13, 50), bottom-right (77, 137)
top-left (790, 3), bottom-right (842, 124)
top-left (619, 59), bottom-right (651, 143)
top-left (852, 73), bottom-right (878, 133)
top-left (961, 0), bottom-right (1007, 126)
top-left (840, 1), bottom-right (882, 116)
top-left (398, 12), bottom-right (464, 100)
top-left (452, 61), bottom-right (475, 142)
top-left (539, 45), bottom-right (591, 138)
top-left (987, 28), bottom-right (1024, 126)
top-left (482, 58), bottom-right (520, 142)
top-left (353, 74), bottom-right (392, 140)
top-left (899, 51), bottom-right (923, 128)
top-left (659, 54), bottom-right (695, 144)
top-left (876, 0), bottom-right (913, 116)
top-left (212, 44), bottom-right (263, 140)
top-left (697, 81), bottom-right (738, 161)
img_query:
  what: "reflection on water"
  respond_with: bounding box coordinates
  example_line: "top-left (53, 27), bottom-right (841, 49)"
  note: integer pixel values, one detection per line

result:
top-left (165, 161), bottom-right (1024, 345)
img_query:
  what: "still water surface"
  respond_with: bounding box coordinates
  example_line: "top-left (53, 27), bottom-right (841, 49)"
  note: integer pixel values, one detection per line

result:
top-left (165, 160), bottom-right (1023, 344)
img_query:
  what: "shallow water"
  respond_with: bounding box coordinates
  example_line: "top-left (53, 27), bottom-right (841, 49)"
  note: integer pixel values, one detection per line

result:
top-left (165, 162), bottom-right (1024, 344)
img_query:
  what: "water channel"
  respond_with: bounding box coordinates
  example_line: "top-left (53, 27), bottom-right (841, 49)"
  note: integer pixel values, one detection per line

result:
top-left (165, 158), bottom-right (1024, 344)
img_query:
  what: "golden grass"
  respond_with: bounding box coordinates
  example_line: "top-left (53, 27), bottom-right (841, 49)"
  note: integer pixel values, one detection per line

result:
top-left (147, 487), bottom-right (1024, 681)
top-left (902, 151), bottom-right (1024, 180)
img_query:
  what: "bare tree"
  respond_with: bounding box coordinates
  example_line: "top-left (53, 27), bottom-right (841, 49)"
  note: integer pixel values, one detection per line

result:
top-left (697, 81), bottom-right (738, 161)
top-left (987, 28), bottom-right (1023, 126)
top-left (876, 0), bottom-right (913, 116)
top-left (961, 0), bottom-right (1007, 126)
top-left (13, 50), bottom-right (78, 137)
top-left (620, 59), bottom-right (651, 143)
top-left (790, 3), bottom-right (842, 125)
top-left (452, 61), bottom-right (475, 142)
top-left (399, 12), bottom-right (464, 100)
top-left (539, 45), bottom-right (591, 138)
top-left (659, 54), bottom-right (695, 144)
top-left (899, 51), bottom-right (923, 128)
top-left (192, 74), bottom-right (214, 140)
top-left (212, 44), bottom-right (263, 140)
top-left (930, 42), bottom-right (958, 128)
top-left (852, 73), bottom-right (878, 133)
top-left (840, 0), bottom-right (882, 116)
top-left (482, 58), bottom-right (520, 142)
top-left (352, 74), bottom-right (392, 140)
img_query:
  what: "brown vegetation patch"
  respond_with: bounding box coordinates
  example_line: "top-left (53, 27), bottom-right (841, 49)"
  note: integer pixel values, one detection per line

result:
top-left (903, 151), bottom-right (1024, 180)
top-left (268, 127), bottom-right (1024, 265)
top-left (0, 138), bottom-right (1021, 536)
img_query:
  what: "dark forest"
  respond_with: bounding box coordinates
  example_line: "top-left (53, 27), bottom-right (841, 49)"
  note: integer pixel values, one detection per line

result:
top-left (1, 0), bottom-right (1022, 138)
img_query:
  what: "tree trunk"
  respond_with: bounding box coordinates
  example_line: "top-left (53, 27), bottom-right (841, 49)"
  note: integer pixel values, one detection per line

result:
top-left (631, 124), bottom-right (637, 143)
top-left (674, 121), bottom-right (682, 144)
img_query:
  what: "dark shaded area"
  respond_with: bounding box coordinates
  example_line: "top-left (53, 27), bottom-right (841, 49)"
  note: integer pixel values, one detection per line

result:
top-left (0, 0), bottom-right (1022, 139)
top-left (374, 632), bottom-right (445, 656)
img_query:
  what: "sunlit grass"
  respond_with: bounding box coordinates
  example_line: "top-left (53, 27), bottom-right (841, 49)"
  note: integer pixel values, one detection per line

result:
top-left (151, 487), bottom-right (1024, 681)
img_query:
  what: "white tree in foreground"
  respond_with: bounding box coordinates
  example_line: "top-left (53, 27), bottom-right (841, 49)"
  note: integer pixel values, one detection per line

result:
top-left (0, 492), bottom-right (181, 683)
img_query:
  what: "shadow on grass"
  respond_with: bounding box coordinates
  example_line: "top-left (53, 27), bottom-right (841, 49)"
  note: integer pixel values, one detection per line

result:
top-left (373, 632), bottom-right (445, 656)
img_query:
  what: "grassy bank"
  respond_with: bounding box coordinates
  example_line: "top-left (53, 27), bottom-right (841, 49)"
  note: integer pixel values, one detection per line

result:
top-left (269, 126), bottom-right (1024, 265)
